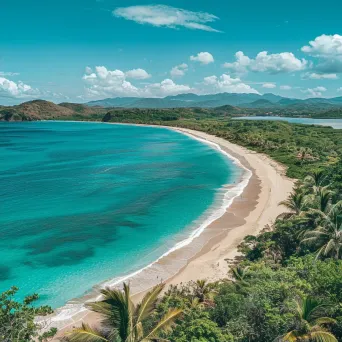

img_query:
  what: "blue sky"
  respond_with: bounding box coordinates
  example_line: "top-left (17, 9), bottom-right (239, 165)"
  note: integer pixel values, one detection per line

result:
top-left (1, 0), bottom-right (342, 104)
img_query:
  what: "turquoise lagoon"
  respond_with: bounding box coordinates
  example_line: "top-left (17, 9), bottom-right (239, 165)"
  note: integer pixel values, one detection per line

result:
top-left (0, 122), bottom-right (244, 309)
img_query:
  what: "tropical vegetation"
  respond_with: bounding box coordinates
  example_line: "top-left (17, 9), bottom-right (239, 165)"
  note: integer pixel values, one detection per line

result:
top-left (65, 283), bottom-right (182, 342)
top-left (2, 116), bottom-right (342, 341)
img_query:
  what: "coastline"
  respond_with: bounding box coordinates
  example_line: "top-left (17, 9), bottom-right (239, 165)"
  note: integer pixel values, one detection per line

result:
top-left (49, 124), bottom-right (294, 339)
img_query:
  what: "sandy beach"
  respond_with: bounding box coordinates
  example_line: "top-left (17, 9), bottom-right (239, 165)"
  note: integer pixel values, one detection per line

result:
top-left (52, 126), bottom-right (294, 339)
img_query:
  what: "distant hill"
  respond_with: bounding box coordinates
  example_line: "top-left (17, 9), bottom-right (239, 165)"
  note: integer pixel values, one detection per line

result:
top-left (2, 93), bottom-right (342, 122)
top-left (240, 99), bottom-right (277, 109)
top-left (0, 100), bottom-right (107, 121)
top-left (87, 93), bottom-right (266, 108)
top-left (86, 92), bottom-right (342, 111)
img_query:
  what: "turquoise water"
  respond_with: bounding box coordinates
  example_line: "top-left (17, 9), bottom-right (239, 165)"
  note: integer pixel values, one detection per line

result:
top-left (0, 121), bottom-right (241, 308)
top-left (234, 116), bottom-right (342, 129)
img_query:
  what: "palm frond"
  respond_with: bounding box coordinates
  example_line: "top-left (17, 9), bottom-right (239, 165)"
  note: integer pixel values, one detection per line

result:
top-left (280, 330), bottom-right (302, 342)
top-left (87, 286), bottom-right (132, 341)
top-left (135, 283), bottom-right (164, 324)
top-left (143, 308), bottom-right (183, 340)
top-left (66, 323), bottom-right (109, 342)
top-left (310, 331), bottom-right (337, 342)
top-left (314, 317), bottom-right (337, 325)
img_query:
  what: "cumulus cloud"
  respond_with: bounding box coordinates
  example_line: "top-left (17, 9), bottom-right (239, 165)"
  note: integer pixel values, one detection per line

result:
top-left (82, 66), bottom-right (191, 98)
top-left (302, 72), bottom-right (338, 80)
top-left (202, 74), bottom-right (259, 94)
top-left (302, 34), bottom-right (342, 75)
top-left (125, 68), bottom-right (151, 79)
top-left (302, 34), bottom-right (342, 57)
top-left (145, 79), bottom-right (191, 97)
top-left (170, 63), bottom-right (188, 77)
top-left (113, 5), bottom-right (221, 32)
top-left (224, 51), bottom-right (307, 74)
top-left (338, 87), bottom-right (342, 93)
top-left (83, 66), bottom-right (140, 97)
top-left (0, 77), bottom-right (39, 98)
top-left (190, 52), bottom-right (214, 65)
top-left (222, 51), bottom-right (251, 74)
top-left (302, 86), bottom-right (327, 97)
top-left (262, 83), bottom-right (276, 89)
top-left (280, 85), bottom-right (292, 90)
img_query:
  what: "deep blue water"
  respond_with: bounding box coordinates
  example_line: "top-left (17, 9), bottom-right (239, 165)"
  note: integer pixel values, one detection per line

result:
top-left (234, 116), bottom-right (342, 129)
top-left (0, 121), bottom-right (240, 308)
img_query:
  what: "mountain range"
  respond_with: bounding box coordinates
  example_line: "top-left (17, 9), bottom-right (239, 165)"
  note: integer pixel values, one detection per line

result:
top-left (87, 93), bottom-right (342, 110)
top-left (1, 92), bottom-right (342, 122)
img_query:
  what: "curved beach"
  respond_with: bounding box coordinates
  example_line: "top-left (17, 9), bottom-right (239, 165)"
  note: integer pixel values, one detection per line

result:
top-left (51, 126), bottom-right (294, 338)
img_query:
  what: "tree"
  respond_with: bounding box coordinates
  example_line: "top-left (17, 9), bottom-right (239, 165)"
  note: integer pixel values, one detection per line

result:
top-left (302, 203), bottom-right (342, 259)
top-left (278, 191), bottom-right (309, 220)
top-left (166, 309), bottom-right (232, 342)
top-left (313, 187), bottom-right (334, 213)
top-left (276, 296), bottom-right (337, 342)
top-left (66, 283), bottom-right (182, 342)
top-left (191, 280), bottom-right (217, 303)
top-left (304, 170), bottom-right (327, 193)
top-left (0, 287), bottom-right (56, 342)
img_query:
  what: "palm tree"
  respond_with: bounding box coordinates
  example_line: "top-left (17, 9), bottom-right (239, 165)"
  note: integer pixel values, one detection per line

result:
top-left (314, 187), bottom-right (334, 213)
top-left (302, 203), bottom-right (342, 260)
top-left (276, 296), bottom-right (337, 342)
top-left (278, 191), bottom-right (310, 220)
top-left (66, 283), bottom-right (182, 342)
top-left (230, 266), bottom-right (251, 292)
top-left (230, 266), bottom-right (250, 284)
top-left (296, 147), bottom-right (315, 165)
top-left (304, 170), bottom-right (327, 193)
top-left (192, 279), bottom-right (217, 303)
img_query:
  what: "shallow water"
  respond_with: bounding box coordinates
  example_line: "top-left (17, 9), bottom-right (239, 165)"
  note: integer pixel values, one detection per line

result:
top-left (0, 121), bottom-right (242, 308)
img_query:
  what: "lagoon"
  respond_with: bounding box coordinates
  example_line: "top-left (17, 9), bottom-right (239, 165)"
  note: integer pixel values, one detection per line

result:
top-left (0, 121), bottom-right (242, 308)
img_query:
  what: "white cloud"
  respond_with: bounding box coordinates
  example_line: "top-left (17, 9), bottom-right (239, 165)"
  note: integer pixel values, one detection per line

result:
top-left (146, 79), bottom-right (191, 97)
top-left (302, 34), bottom-right (342, 75)
top-left (222, 51), bottom-right (251, 74)
top-left (224, 51), bottom-right (307, 74)
top-left (113, 5), bottom-right (221, 32)
top-left (337, 87), bottom-right (342, 93)
top-left (170, 63), bottom-right (188, 77)
top-left (190, 52), bottom-right (214, 65)
top-left (125, 68), bottom-right (151, 79)
top-left (83, 66), bottom-right (140, 97)
top-left (302, 34), bottom-right (342, 57)
top-left (0, 71), bottom-right (20, 77)
top-left (280, 85), bottom-right (292, 90)
top-left (302, 72), bottom-right (338, 79)
top-left (262, 83), bottom-right (276, 89)
top-left (82, 66), bottom-right (191, 98)
top-left (202, 74), bottom-right (259, 94)
top-left (0, 77), bottom-right (39, 98)
top-left (302, 86), bottom-right (327, 97)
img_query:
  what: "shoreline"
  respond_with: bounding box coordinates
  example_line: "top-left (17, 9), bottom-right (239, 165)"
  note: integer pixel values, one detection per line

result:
top-left (45, 123), bottom-right (294, 338)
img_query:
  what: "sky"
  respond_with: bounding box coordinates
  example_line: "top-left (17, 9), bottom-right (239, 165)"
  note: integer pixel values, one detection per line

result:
top-left (1, 0), bottom-right (342, 105)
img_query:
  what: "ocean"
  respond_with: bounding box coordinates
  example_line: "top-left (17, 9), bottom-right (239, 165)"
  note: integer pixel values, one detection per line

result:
top-left (0, 121), bottom-right (244, 310)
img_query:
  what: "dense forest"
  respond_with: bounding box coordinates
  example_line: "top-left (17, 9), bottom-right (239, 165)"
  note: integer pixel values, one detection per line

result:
top-left (2, 115), bottom-right (342, 341)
